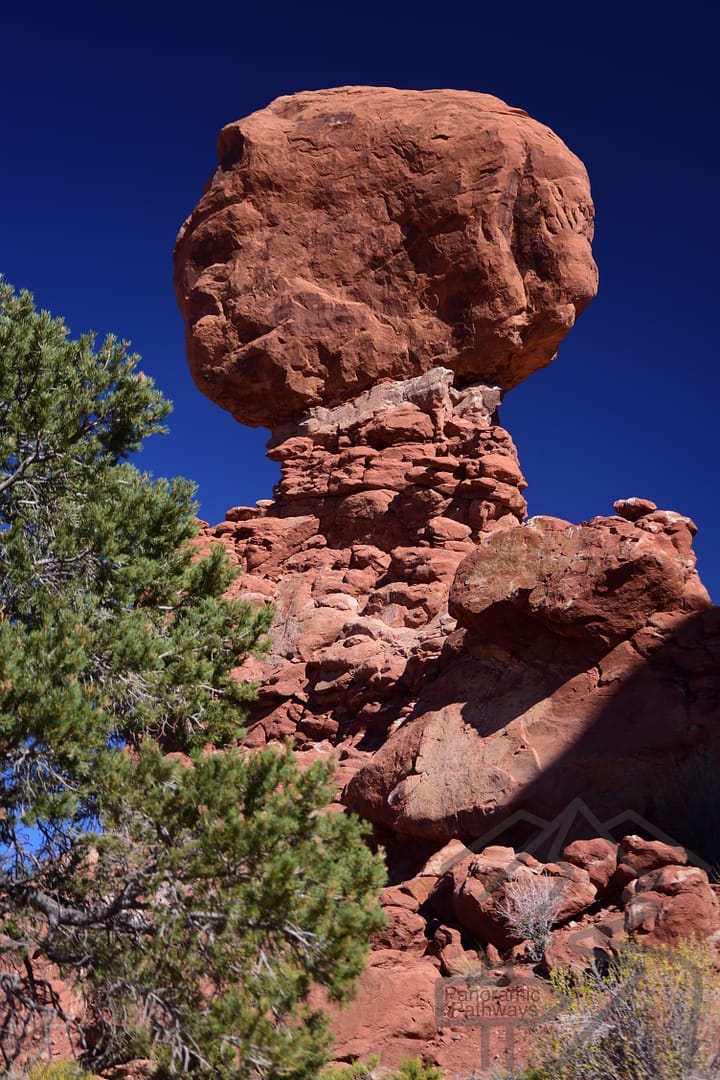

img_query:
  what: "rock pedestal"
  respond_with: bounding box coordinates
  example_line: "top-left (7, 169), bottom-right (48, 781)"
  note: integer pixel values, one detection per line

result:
top-left (175, 86), bottom-right (720, 1074)
top-left (209, 366), bottom-right (527, 748)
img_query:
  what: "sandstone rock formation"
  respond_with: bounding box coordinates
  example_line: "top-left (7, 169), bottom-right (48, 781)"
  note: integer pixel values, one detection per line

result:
top-left (344, 504), bottom-right (717, 841)
top-left (208, 365), bottom-right (528, 755)
top-left (175, 86), bottom-right (597, 427)
top-left (174, 87), bottom-right (720, 1074)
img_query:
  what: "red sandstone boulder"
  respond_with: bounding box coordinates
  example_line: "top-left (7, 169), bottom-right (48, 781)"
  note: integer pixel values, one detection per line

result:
top-left (429, 924), bottom-right (479, 977)
top-left (421, 838), bottom-right (475, 877)
top-left (443, 846), bottom-right (527, 951)
top-left (175, 86), bottom-right (597, 427)
top-left (623, 865), bottom-right (720, 946)
top-left (542, 912), bottom-right (627, 974)
top-left (449, 513), bottom-right (710, 652)
top-left (437, 848), bottom-right (596, 953)
top-left (563, 837), bottom-right (619, 894)
top-left (373, 886), bottom-right (429, 952)
top-left (612, 834), bottom-right (689, 890)
top-left (613, 497), bottom-right (658, 521)
top-left (542, 862), bottom-right (599, 922)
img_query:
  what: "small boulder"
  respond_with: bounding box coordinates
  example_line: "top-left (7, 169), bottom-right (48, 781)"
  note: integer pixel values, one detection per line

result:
top-left (612, 834), bottom-right (689, 890)
top-left (623, 865), bottom-right (720, 946)
top-left (563, 837), bottom-right (619, 895)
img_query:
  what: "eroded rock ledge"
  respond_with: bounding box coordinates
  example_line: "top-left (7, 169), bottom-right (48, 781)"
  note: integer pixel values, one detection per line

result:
top-left (345, 502), bottom-right (716, 841)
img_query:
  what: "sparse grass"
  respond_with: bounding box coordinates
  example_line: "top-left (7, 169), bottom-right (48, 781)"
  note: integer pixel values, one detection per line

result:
top-left (322, 1056), bottom-right (442, 1079)
top-left (489, 1069), bottom-right (546, 1079)
top-left (322, 1058), bottom-right (381, 1080)
top-left (447, 950), bottom-right (486, 979)
top-left (22, 1063), bottom-right (90, 1080)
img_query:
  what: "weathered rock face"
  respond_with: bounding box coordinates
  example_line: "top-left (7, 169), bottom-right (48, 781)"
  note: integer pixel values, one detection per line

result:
top-left (343, 506), bottom-right (717, 841)
top-left (209, 365), bottom-right (527, 747)
top-left (174, 86), bottom-right (597, 428)
top-left (176, 87), bottom-right (720, 1073)
top-left (449, 508), bottom-right (709, 653)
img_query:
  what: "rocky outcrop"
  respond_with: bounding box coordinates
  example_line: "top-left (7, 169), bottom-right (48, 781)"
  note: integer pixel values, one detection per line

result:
top-left (441, 834), bottom-right (720, 956)
top-left (344, 503), bottom-right (717, 841)
top-left (212, 365), bottom-right (527, 750)
top-left (174, 87), bottom-right (720, 1075)
top-left (174, 86), bottom-right (597, 427)
top-left (179, 88), bottom-right (718, 855)
top-left (308, 830), bottom-right (720, 1068)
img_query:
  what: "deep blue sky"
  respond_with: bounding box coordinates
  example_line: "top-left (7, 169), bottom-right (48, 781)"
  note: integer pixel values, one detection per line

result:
top-left (2, 3), bottom-right (718, 597)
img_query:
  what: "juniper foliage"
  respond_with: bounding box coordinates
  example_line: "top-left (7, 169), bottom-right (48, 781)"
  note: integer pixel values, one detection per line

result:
top-left (0, 282), bottom-right (386, 1077)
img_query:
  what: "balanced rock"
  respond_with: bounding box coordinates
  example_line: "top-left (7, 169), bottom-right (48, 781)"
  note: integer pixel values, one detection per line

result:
top-left (174, 86), bottom-right (597, 427)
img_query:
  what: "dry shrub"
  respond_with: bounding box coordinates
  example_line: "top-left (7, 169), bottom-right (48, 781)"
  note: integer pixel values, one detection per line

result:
top-left (529, 936), bottom-right (720, 1079)
top-left (496, 872), bottom-right (568, 961)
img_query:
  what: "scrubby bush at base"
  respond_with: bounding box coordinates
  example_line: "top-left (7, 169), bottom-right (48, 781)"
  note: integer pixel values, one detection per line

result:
top-left (493, 937), bottom-right (720, 1080)
top-left (322, 1056), bottom-right (442, 1079)
top-left (21, 1064), bottom-right (89, 1080)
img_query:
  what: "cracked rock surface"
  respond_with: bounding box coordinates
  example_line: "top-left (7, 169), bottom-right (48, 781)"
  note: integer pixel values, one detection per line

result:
top-left (175, 86), bottom-right (597, 427)
top-left (177, 87), bottom-right (720, 1073)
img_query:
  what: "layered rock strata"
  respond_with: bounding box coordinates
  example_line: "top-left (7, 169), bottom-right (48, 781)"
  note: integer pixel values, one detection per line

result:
top-left (209, 365), bottom-right (527, 749)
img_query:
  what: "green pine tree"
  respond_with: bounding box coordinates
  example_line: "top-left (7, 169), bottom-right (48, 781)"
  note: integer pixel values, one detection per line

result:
top-left (0, 281), bottom-right (386, 1077)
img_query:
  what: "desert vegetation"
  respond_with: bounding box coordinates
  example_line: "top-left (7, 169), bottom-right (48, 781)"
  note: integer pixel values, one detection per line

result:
top-left (323, 1057), bottom-right (442, 1079)
top-left (493, 937), bottom-right (720, 1080)
top-left (495, 872), bottom-right (568, 962)
top-left (0, 281), bottom-right (386, 1077)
